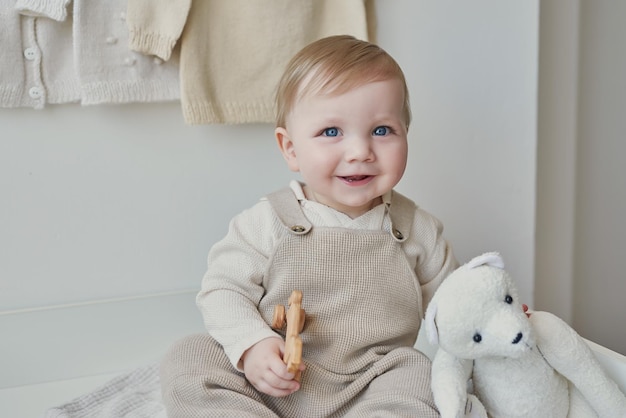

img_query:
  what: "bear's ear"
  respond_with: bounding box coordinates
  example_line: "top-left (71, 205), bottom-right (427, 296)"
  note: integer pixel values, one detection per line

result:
top-left (466, 252), bottom-right (505, 270)
top-left (424, 301), bottom-right (439, 345)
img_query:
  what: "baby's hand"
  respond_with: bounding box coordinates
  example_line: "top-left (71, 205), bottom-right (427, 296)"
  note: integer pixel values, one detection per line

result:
top-left (241, 337), bottom-right (304, 397)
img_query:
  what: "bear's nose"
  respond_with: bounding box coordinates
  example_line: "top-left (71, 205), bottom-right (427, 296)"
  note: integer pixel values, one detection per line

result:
top-left (512, 332), bottom-right (523, 344)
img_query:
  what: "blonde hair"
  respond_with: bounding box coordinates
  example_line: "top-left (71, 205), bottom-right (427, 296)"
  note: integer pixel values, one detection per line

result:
top-left (275, 35), bottom-right (411, 129)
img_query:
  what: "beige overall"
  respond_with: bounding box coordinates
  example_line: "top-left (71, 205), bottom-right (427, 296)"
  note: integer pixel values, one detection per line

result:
top-left (161, 188), bottom-right (439, 417)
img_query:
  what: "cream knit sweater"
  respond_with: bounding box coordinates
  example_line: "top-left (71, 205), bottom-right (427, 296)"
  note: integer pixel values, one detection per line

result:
top-left (126, 0), bottom-right (373, 124)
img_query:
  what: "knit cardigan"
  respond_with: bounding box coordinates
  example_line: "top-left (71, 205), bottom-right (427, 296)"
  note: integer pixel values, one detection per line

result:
top-left (126, 0), bottom-right (373, 125)
top-left (1, 0), bottom-right (179, 109)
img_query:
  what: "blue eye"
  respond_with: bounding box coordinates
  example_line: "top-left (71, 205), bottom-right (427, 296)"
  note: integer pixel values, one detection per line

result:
top-left (373, 126), bottom-right (390, 136)
top-left (323, 127), bottom-right (339, 137)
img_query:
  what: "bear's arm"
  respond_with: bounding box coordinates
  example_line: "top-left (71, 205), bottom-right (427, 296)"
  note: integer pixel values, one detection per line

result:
top-left (432, 349), bottom-right (474, 418)
top-left (531, 311), bottom-right (626, 417)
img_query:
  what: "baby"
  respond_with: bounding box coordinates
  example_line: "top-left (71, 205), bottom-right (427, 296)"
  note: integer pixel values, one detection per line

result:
top-left (161, 35), bottom-right (458, 417)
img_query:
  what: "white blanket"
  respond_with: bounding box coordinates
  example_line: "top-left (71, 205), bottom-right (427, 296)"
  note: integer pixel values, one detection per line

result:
top-left (42, 364), bottom-right (165, 418)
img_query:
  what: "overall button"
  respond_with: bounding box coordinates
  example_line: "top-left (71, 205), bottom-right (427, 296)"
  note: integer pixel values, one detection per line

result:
top-left (28, 86), bottom-right (43, 99)
top-left (24, 47), bottom-right (38, 60)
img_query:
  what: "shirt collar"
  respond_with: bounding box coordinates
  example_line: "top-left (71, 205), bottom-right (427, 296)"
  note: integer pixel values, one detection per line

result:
top-left (290, 179), bottom-right (393, 206)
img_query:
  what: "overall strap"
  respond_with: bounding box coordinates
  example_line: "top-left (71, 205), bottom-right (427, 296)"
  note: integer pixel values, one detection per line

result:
top-left (267, 187), bottom-right (415, 240)
top-left (388, 190), bottom-right (417, 243)
top-left (266, 187), bottom-right (312, 235)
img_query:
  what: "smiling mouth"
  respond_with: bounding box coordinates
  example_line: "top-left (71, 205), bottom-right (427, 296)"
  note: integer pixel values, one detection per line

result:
top-left (340, 175), bottom-right (372, 183)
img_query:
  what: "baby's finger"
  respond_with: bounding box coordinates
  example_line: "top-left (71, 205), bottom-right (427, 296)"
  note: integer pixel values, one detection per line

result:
top-left (269, 355), bottom-right (293, 379)
top-left (252, 379), bottom-right (293, 398)
top-left (262, 372), bottom-right (301, 397)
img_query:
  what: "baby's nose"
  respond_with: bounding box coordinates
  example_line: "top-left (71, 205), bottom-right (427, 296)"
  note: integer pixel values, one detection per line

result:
top-left (345, 136), bottom-right (374, 162)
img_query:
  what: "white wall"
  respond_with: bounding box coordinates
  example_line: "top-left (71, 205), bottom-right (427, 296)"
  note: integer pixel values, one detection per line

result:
top-left (0, 2), bottom-right (539, 314)
top-left (573, 1), bottom-right (626, 354)
top-left (536, 0), bottom-right (626, 355)
top-left (1, 105), bottom-right (288, 309)
top-left (385, 1), bottom-right (538, 299)
top-left (535, 0), bottom-right (579, 324)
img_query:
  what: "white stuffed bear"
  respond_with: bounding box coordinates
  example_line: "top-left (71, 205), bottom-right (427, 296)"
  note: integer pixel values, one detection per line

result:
top-left (424, 252), bottom-right (626, 418)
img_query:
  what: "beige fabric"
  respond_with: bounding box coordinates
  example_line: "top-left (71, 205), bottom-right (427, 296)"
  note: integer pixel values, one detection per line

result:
top-left (197, 182), bottom-right (457, 370)
top-left (161, 334), bottom-right (438, 417)
top-left (161, 187), bottom-right (455, 416)
top-left (126, 0), bottom-right (371, 124)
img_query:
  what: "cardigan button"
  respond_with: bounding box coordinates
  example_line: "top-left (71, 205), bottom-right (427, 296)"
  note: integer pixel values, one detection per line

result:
top-left (291, 225), bottom-right (306, 233)
top-left (28, 86), bottom-right (43, 99)
top-left (24, 47), bottom-right (38, 61)
top-left (392, 228), bottom-right (404, 240)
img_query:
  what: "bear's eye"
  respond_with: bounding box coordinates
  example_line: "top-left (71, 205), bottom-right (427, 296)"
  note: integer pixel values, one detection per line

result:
top-left (505, 294), bottom-right (513, 304)
top-left (473, 333), bottom-right (482, 343)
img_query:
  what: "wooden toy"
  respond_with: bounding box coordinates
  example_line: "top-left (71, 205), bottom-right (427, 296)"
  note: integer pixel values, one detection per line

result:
top-left (272, 290), bottom-right (305, 381)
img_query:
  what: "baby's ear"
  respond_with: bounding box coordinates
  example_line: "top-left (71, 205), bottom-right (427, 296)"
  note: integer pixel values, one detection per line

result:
top-left (424, 300), bottom-right (439, 346)
top-left (275, 127), bottom-right (299, 173)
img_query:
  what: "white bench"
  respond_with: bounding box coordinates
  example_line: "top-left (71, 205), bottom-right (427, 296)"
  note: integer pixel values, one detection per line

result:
top-left (0, 291), bottom-right (204, 417)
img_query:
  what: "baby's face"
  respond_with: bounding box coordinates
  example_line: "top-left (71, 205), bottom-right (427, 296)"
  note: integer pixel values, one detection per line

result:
top-left (276, 79), bottom-right (408, 219)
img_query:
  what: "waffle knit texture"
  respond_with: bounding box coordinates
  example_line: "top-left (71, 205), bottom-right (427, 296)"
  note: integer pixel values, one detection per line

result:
top-left (198, 181), bottom-right (457, 369)
top-left (126, 0), bottom-right (373, 124)
top-left (160, 182), bottom-right (457, 416)
top-left (1, 0), bottom-right (179, 109)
